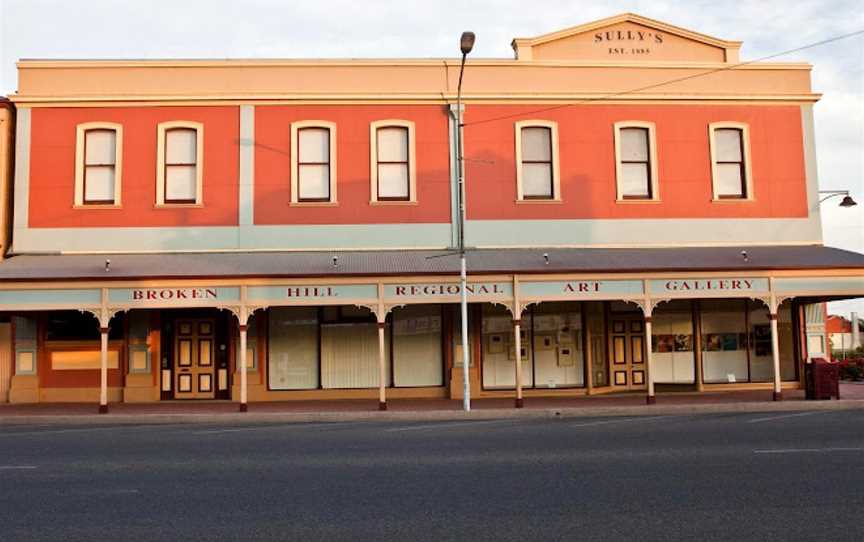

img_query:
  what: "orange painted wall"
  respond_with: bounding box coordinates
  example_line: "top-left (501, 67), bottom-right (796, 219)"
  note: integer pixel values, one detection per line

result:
top-left (29, 106), bottom-right (239, 228)
top-left (37, 344), bottom-right (124, 388)
top-left (464, 104), bottom-right (809, 220)
top-left (254, 105), bottom-right (451, 224)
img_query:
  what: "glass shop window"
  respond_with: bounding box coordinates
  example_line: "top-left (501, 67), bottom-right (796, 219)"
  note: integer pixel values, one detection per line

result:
top-left (45, 311), bottom-right (124, 342)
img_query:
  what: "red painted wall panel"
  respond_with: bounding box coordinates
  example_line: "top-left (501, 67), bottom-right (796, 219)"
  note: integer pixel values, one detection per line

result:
top-left (254, 105), bottom-right (451, 224)
top-left (464, 104), bottom-right (809, 220)
top-left (29, 107), bottom-right (239, 228)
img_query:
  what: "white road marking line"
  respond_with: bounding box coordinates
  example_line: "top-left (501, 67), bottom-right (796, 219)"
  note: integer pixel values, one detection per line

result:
top-left (567, 415), bottom-right (668, 428)
top-left (193, 422), bottom-right (355, 435)
top-left (0, 466), bottom-right (37, 470)
top-left (754, 447), bottom-right (864, 454)
top-left (0, 426), bottom-right (142, 437)
top-left (385, 419), bottom-right (517, 432)
top-left (746, 411), bottom-right (827, 424)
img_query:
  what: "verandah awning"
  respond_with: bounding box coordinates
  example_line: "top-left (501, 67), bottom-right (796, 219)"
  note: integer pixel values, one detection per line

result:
top-left (0, 245), bottom-right (862, 281)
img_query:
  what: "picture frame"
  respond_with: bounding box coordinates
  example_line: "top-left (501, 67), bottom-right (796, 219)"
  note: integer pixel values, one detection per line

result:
top-left (674, 334), bottom-right (693, 352)
top-left (487, 334), bottom-right (506, 355)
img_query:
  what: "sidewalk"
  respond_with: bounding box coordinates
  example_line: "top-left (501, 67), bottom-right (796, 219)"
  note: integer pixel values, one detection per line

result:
top-left (1, 384), bottom-right (862, 426)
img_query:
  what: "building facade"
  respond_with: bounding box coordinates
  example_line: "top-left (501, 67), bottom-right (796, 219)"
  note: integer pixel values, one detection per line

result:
top-left (0, 13), bottom-right (862, 410)
top-left (827, 313), bottom-right (862, 355)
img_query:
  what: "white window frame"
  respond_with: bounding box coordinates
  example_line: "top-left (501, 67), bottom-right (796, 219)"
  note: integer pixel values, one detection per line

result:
top-left (156, 121), bottom-right (204, 207)
top-left (515, 120), bottom-right (561, 202)
top-left (709, 121), bottom-right (754, 201)
top-left (369, 119), bottom-right (417, 204)
top-left (74, 122), bottom-right (123, 207)
top-left (614, 121), bottom-right (659, 202)
top-left (290, 120), bottom-right (338, 205)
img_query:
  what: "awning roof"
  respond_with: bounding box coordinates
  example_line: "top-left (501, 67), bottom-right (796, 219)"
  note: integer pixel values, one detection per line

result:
top-left (0, 245), bottom-right (862, 281)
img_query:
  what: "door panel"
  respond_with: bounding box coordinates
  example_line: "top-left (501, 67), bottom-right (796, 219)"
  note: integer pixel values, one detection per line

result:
top-left (609, 315), bottom-right (647, 391)
top-left (174, 319), bottom-right (216, 399)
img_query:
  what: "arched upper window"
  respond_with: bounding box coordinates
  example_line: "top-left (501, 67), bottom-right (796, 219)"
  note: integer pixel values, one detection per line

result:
top-left (156, 121), bottom-right (204, 206)
top-left (709, 122), bottom-right (753, 201)
top-left (614, 121), bottom-right (659, 201)
top-left (515, 120), bottom-right (560, 201)
top-left (74, 122), bottom-right (123, 207)
top-left (291, 121), bottom-right (337, 204)
top-left (370, 120), bottom-right (416, 204)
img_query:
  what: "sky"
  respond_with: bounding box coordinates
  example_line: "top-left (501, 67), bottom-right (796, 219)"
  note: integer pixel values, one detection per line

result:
top-left (0, 0), bottom-right (862, 315)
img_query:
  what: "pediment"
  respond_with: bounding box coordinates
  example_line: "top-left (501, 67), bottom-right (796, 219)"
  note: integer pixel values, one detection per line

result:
top-left (512, 13), bottom-right (741, 63)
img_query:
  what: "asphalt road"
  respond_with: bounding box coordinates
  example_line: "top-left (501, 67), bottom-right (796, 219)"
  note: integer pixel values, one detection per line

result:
top-left (0, 410), bottom-right (862, 542)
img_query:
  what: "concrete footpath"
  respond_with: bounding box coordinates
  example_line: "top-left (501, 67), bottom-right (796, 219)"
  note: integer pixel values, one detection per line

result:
top-left (1, 384), bottom-right (862, 426)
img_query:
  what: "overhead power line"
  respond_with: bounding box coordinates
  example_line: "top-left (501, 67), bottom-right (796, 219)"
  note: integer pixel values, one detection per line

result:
top-left (464, 28), bottom-right (864, 127)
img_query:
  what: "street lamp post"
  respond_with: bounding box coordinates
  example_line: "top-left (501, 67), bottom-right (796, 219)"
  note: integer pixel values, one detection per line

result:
top-left (457, 31), bottom-right (475, 412)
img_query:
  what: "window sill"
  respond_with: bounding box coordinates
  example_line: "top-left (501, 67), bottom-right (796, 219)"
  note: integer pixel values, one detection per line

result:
top-left (155, 203), bottom-right (204, 209)
top-left (515, 198), bottom-right (563, 204)
top-left (369, 200), bottom-right (418, 206)
top-left (289, 201), bottom-right (339, 207)
top-left (73, 204), bottom-right (122, 210)
top-left (615, 198), bottom-right (662, 204)
top-left (712, 197), bottom-right (756, 203)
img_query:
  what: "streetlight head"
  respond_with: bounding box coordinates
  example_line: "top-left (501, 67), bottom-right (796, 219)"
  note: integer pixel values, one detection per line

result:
top-left (460, 31), bottom-right (476, 55)
top-left (839, 195), bottom-right (857, 207)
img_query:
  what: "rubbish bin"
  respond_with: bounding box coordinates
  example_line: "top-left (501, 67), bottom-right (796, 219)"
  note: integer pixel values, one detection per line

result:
top-left (805, 358), bottom-right (840, 400)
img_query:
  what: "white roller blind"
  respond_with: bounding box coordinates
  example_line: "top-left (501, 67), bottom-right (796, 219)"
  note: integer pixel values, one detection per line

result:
top-left (321, 323), bottom-right (389, 389)
top-left (299, 128), bottom-right (329, 163)
top-left (377, 127), bottom-right (408, 162)
top-left (521, 127), bottom-right (553, 198)
top-left (620, 163), bottom-right (650, 197)
top-left (715, 129), bottom-right (742, 162)
top-left (165, 165), bottom-right (197, 201)
top-left (521, 127), bottom-right (551, 162)
top-left (620, 128), bottom-right (649, 161)
top-left (84, 166), bottom-right (115, 202)
top-left (268, 307), bottom-right (319, 390)
top-left (378, 164), bottom-right (409, 199)
top-left (392, 305), bottom-right (443, 387)
top-left (85, 130), bottom-right (116, 165)
top-left (298, 164), bottom-right (330, 199)
top-left (716, 163), bottom-right (744, 197)
top-left (522, 163), bottom-right (553, 197)
top-left (166, 129), bottom-right (197, 165)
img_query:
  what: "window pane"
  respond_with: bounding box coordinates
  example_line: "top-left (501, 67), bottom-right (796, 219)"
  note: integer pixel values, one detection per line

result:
top-left (392, 305), bottom-right (443, 387)
top-left (377, 127), bottom-right (408, 162)
top-left (700, 300), bottom-right (748, 383)
top-left (84, 166), bottom-right (115, 202)
top-left (521, 127), bottom-right (551, 162)
top-left (85, 130), bottom-right (116, 165)
top-left (321, 323), bottom-right (387, 389)
top-left (620, 162), bottom-right (650, 197)
top-left (522, 163), bottom-right (553, 197)
top-left (268, 308), bottom-right (319, 390)
top-left (299, 164), bottom-right (330, 199)
top-left (166, 129), bottom-right (197, 165)
top-left (299, 128), bottom-right (329, 163)
top-left (620, 127), bottom-right (649, 161)
top-left (716, 163), bottom-right (744, 197)
top-left (165, 164), bottom-right (197, 201)
top-left (715, 129), bottom-right (742, 162)
top-left (378, 163), bottom-right (409, 199)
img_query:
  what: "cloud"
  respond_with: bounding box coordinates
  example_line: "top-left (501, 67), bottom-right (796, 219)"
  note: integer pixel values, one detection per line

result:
top-left (1, 0), bottom-right (862, 313)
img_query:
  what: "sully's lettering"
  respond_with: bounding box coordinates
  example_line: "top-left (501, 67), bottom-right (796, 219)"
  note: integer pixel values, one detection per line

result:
top-left (663, 279), bottom-right (754, 292)
top-left (132, 288), bottom-right (218, 301)
top-left (593, 29), bottom-right (663, 43)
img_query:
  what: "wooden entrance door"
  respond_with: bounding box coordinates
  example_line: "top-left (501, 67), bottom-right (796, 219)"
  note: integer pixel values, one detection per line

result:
top-left (174, 319), bottom-right (216, 399)
top-left (609, 315), bottom-right (647, 390)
